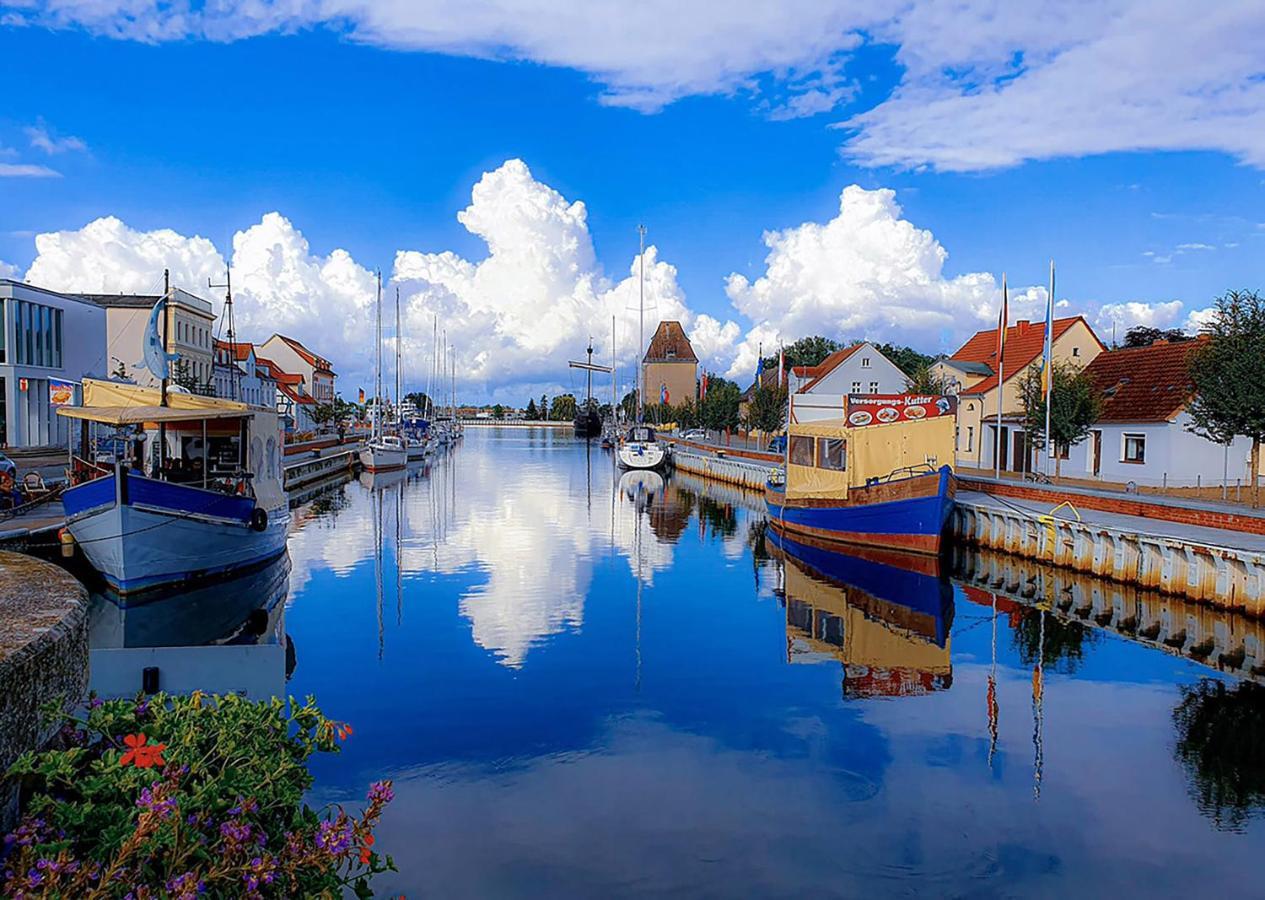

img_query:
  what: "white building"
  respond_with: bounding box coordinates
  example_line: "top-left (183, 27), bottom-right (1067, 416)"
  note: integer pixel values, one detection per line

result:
top-left (787, 342), bottom-right (908, 421)
top-left (258, 334), bottom-right (336, 405)
top-left (213, 340), bottom-right (278, 409)
top-left (81, 289), bottom-right (216, 392)
top-left (1071, 338), bottom-right (1257, 488)
top-left (0, 280), bottom-right (108, 449)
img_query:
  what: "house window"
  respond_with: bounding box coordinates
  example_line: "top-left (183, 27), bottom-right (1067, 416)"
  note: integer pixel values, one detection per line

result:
top-left (817, 438), bottom-right (846, 471)
top-left (789, 435), bottom-right (814, 467)
top-left (851, 381), bottom-right (861, 394)
top-left (1123, 433), bottom-right (1145, 464)
top-left (965, 426), bottom-right (974, 452)
top-left (861, 357), bottom-right (871, 368)
top-left (1072, 347), bottom-right (1080, 357)
top-left (869, 382), bottom-right (879, 393)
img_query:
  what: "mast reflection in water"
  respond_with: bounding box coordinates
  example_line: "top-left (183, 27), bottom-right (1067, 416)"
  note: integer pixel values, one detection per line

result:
top-left (87, 428), bottom-right (1265, 896)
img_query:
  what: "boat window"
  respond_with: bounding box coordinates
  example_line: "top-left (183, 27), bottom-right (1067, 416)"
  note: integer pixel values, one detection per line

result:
top-left (817, 438), bottom-right (846, 471)
top-left (789, 435), bottom-right (814, 467)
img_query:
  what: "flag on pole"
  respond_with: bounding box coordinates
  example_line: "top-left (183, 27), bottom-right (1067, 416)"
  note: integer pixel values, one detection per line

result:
top-left (754, 342), bottom-right (764, 385)
top-left (358, 387), bottom-right (365, 404)
top-left (1040, 267), bottom-right (1054, 397)
top-left (700, 372), bottom-right (708, 401)
top-left (996, 283), bottom-right (1008, 364)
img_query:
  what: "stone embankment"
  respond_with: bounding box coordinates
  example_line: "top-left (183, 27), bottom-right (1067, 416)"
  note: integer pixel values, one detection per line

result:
top-left (0, 552), bottom-right (88, 830)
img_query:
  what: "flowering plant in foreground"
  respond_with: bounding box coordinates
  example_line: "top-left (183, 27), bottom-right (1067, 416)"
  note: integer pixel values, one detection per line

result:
top-left (2, 693), bottom-right (395, 898)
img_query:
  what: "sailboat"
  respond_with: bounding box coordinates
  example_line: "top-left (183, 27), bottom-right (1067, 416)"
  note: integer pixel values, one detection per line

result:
top-left (360, 272), bottom-right (407, 472)
top-left (395, 287), bottom-right (429, 462)
top-left (569, 340), bottom-right (610, 438)
top-left (617, 224), bottom-right (667, 471)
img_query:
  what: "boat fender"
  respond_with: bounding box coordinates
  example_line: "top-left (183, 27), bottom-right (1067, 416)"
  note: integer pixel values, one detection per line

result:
top-left (250, 507), bottom-right (268, 532)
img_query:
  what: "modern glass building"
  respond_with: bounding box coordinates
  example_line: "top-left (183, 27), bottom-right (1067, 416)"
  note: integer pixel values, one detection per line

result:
top-left (0, 280), bottom-right (107, 450)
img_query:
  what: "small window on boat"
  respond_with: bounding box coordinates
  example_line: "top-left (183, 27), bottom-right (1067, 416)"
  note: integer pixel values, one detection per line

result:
top-left (817, 438), bottom-right (846, 471)
top-left (789, 435), bottom-right (814, 467)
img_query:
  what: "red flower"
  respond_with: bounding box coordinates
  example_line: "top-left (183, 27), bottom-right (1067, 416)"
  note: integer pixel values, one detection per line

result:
top-left (359, 847), bottom-right (372, 864)
top-left (119, 733), bottom-right (167, 769)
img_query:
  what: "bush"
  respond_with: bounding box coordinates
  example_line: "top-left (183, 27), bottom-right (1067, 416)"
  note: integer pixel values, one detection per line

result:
top-left (2, 693), bottom-right (395, 898)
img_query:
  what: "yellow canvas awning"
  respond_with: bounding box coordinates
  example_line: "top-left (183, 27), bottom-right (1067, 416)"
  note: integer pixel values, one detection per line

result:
top-left (57, 405), bottom-right (249, 426)
top-left (81, 378), bottom-right (251, 412)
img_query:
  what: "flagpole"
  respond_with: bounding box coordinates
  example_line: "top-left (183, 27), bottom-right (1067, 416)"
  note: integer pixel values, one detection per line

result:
top-left (1044, 260), bottom-right (1055, 475)
top-left (994, 273), bottom-right (1007, 479)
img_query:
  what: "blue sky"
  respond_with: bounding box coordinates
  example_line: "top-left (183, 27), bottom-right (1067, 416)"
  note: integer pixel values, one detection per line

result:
top-left (3, 3), bottom-right (1263, 400)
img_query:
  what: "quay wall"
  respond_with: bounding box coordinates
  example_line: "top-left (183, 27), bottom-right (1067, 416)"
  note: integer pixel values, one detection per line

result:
top-left (283, 447), bottom-right (360, 491)
top-left (0, 552), bottom-right (88, 831)
top-left (959, 475), bottom-right (1265, 536)
top-left (952, 498), bottom-right (1265, 615)
top-left (669, 449), bottom-right (771, 491)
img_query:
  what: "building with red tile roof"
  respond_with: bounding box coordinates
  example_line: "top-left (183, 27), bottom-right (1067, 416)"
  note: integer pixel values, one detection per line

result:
top-left (212, 339), bottom-right (277, 409)
top-left (932, 315), bottom-right (1105, 473)
top-left (259, 334), bottom-right (336, 405)
top-left (642, 321), bottom-right (697, 407)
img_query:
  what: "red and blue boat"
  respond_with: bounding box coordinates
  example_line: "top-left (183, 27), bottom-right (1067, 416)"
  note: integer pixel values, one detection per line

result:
top-left (765, 393), bottom-right (958, 556)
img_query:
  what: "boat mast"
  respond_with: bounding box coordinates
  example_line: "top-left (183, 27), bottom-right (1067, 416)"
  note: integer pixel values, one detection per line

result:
top-left (637, 224), bottom-right (646, 424)
top-left (374, 271), bottom-right (382, 441)
top-left (159, 268), bottom-right (170, 476)
top-left (586, 340), bottom-right (594, 410)
top-left (209, 266), bottom-right (237, 400)
top-left (395, 285), bottom-right (402, 432)
top-left (611, 315), bottom-right (617, 425)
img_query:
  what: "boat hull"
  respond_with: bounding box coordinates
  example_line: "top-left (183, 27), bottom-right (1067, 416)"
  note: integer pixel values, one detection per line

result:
top-left (360, 445), bottom-right (407, 471)
top-left (765, 466), bottom-right (954, 556)
top-left (617, 442), bottom-right (666, 471)
top-left (66, 489), bottom-right (289, 595)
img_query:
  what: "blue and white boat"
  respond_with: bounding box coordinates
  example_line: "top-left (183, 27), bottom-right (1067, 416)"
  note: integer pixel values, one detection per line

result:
top-left (59, 378), bottom-right (289, 595)
top-left (765, 393), bottom-right (958, 556)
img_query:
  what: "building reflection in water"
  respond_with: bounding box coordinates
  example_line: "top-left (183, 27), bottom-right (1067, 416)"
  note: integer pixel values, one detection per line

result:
top-left (86, 553), bottom-right (294, 701)
top-left (764, 528), bottom-right (954, 700)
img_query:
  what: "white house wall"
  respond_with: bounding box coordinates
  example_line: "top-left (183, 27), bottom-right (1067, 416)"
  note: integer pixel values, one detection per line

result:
top-left (1071, 411), bottom-right (1254, 488)
top-left (805, 343), bottom-right (906, 396)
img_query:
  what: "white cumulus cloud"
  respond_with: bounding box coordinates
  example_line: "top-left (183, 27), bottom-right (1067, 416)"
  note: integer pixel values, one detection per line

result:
top-left (723, 184), bottom-right (1000, 372)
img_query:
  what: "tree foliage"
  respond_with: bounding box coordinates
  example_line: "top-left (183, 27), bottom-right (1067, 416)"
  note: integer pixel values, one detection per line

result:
top-left (492, 403), bottom-right (505, 419)
top-left (525, 398), bottom-right (538, 420)
top-left (1187, 290), bottom-right (1265, 504)
top-left (747, 383), bottom-right (787, 433)
top-left (699, 375), bottom-right (741, 432)
top-left (1173, 678), bottom-right (1265, 831)
top-left (904, 366), bottom-right (953, 395)
top-left (549, 393), bottom-right (577, 421)
top-left (876, 342), bottom-right (938, 378)
top-left (1124, 325), bottom-right (1193, 347)
top-left (1017, 360), bottom-right (1102, 476)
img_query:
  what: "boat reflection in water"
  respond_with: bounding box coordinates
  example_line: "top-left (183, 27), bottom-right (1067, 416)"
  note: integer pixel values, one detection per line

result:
top-left (87, 554), bottom-right (293, 701)
top-left (767, 527), bottom-right (954, 698)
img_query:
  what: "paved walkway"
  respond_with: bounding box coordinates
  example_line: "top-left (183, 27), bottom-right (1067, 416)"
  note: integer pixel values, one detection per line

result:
top-left (959, 489), bottom-right (1265, 554)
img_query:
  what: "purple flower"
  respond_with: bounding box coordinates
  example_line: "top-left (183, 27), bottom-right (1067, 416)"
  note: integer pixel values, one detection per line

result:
top-left (134, 699), bottom-right (150, 718)
top-left (220, 819), bottom-right (253, 845)
top-left (136, 784), bottom-right (177, 818)
top-left (166, 871), bottom-right (206, 899)
top-left (367, 780), bottom-right (395, 804)
top-left (88, 695), bottom-right (103, 709)
top-left (314, 818), bottom-right (354, 855)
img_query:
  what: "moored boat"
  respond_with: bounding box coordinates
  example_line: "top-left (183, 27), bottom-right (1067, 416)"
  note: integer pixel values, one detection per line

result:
top-left (765, 393), bottom-right (957, 556)
top-left (360, 435), bottom-right (407, 471)
top-left (60, 379), bottom-right (290, 595)
top-left (617, 425), bottom-right (666, 471)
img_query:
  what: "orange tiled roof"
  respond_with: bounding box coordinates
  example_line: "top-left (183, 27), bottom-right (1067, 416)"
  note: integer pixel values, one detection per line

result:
top-left (214, 339), bottom-right (255, 362)
top-left (796, 343), bottom-right (865, 393)
top-left (643, 321), bottom-right (697, 363)
top-left (1083, 338), bottom-right (1206, 423)
top-left (955, 316), bottom-right (1100, 396)
top-left (276, 335), bottom-right (336, 376)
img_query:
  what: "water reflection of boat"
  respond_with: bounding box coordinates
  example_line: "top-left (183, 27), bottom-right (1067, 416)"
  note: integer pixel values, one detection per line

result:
top-left (359, 467), bottom-right (406, 491)
top-left (767, 529), bottom-right (953, 698)
top-left (87, 554), bottom-right (292, 700)
top-left (620, 469), bottom-right (664, 506)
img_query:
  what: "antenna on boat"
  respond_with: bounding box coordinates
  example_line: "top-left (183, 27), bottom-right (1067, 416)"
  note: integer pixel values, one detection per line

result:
top-left (209, 266), bottom-right (237, 401)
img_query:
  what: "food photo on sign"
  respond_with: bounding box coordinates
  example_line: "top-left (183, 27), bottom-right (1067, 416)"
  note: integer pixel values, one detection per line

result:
top-left (845, 394), bottom-right (957, 428)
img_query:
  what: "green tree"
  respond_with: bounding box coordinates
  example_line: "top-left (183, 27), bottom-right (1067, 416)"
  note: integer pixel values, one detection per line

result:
top-left (699, 375), bottom-right (741, 432)
top-left (1124, 325), bottom-right (1192, 347)
top-left (876, 342), bottom-right (938, 377)
top-left (748, 383), bottom-right (787, 433)
top-left (1010, 608), bottom-right (1098, 674)
top-left (1187, 290), bottom-right (1265, 507)
top-left (904, 365), bottom-right (953, 395)
top-left (1018, 360), bottom-right (1102, 478)
top-left (525, 398), bottom-right (538, 420)
top-left (171, 358), bottom-right (207, 395)
top-left (761, 336), bottom-right (840, 373)
top-left (492, 403), bottom-right (505, 419)
top-left (540, 394), bottom-right (548, 420)
top-left (619, 390), bottom-right (637, 423)
top-left (549, 393), bottom-right (577, 420)
top-left (404, 391), bottom-right (431, 413)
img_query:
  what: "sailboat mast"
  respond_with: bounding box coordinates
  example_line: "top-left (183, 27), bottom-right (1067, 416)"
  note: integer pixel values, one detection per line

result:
top-left (637, 224), bottom-right (646, 423)
top-left (395, 286), bottom-right (402, 430)
top-left (374, 271), bottom-right (382, 440)
top-left (611, 315), bottom-right (617, 424)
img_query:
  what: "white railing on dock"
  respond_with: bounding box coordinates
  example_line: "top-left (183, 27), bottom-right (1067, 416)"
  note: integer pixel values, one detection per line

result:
top-left (669, 448), bottom-right (773, 491)
top-left (283, 446), bottom-right (360, 491)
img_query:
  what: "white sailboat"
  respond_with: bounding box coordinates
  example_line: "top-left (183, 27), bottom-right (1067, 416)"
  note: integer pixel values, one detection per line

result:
top-left (360, 272), bottom-right (407, 472)
top-left (396, 286), bottom-right (428, 462)
top-left (617, 224), bottom-right (667, 471)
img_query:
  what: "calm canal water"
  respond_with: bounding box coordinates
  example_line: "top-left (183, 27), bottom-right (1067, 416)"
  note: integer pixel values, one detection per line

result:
top-left (89, 428), bottom-right (1265, 896)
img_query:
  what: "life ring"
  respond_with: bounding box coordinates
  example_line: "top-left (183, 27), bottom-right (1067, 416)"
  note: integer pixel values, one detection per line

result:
top-left (250, 507), bottom-right (268, 532)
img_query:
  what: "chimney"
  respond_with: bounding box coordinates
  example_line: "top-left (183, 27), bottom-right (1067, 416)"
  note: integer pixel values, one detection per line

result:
top-left (1152, 338), bottom-right (1168, 346)
top-left (1016, 319), bottom-right (1031, 330)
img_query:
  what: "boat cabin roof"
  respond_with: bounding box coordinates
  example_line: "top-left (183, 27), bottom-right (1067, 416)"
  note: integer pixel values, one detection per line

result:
top-left (57, 405), bottom-right (250, 426)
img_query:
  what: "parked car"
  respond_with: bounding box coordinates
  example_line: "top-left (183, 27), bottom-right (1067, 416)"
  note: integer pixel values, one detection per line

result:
top-left (681, 429), bottom-right (707, 441)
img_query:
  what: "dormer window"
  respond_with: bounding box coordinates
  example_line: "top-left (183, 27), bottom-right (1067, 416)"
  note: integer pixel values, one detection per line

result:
top-left (861, 357), bottom-right (871, 368)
